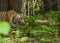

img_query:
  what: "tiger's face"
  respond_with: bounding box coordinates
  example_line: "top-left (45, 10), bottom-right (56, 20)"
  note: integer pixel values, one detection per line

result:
top-left (14, 13), bottom-right (25, 25)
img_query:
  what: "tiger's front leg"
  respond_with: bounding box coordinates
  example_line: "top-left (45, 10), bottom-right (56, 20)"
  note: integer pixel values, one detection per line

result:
top-left (8, 15), bottom-right (16, 29)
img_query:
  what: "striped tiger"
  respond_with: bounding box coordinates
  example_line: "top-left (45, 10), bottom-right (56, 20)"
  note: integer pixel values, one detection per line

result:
top-left (0, 10), bottom-right (25, 28)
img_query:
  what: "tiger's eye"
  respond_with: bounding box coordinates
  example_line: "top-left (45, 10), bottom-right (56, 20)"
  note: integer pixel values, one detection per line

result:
top-left (18, 16), bottom-right (21, 18)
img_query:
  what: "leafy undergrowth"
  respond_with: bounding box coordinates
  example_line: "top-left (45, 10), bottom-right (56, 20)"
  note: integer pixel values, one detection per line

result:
top-left (0, 11), bottom-right (60, 43)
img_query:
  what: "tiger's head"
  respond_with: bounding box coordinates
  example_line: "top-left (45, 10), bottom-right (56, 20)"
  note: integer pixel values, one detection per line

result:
top-left (14, 13), bottom-right (25, 25)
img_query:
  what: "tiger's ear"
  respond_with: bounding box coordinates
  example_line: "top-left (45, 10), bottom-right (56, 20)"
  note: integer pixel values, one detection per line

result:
top-left (20, 13), bottom-right (24, 18)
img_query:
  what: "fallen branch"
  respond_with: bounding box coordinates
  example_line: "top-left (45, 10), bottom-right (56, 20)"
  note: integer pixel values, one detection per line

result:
top-left (35, 19), bottom-right (48, 23)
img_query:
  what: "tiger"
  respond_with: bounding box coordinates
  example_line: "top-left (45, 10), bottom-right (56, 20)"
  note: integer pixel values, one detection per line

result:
top-left (0, 10), bottom-right (25, 29)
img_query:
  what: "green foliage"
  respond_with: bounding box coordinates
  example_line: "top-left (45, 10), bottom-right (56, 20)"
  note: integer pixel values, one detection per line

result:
top-left (19, 11), bottom-right (59, 42)
top-left (44, 11), bottom-right (59, 22)
top-left (20, 37), bottom-right (29, 42)
top-left (40, 37), bottom-right (50, 41)
top-left (16, 37), bottom-right (29, 43)
top-left (0, 21), bottom-right (11, 35)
